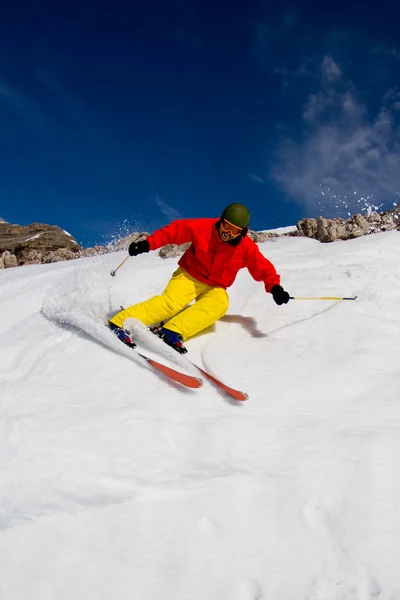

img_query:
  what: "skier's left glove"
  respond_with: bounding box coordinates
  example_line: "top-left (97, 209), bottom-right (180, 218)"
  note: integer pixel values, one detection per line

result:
top-left (270, 284), bottom-right (290, 305)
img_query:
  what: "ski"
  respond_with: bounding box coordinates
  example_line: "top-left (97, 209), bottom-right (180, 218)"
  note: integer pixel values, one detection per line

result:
top-left (111, 320), bottom-right (246, 398)
top-left (135, 347), bottom-right (203, 389)
top-left (134, 344), bottom-right (246, 398)
top-left (136, 340), bottom-right (247, 400)
top-left (190, 362), bottom-right (248, 401)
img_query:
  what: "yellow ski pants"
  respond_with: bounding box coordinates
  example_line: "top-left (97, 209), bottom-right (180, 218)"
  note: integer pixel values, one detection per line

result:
top-left (109, 267), bottom-right (229, 340)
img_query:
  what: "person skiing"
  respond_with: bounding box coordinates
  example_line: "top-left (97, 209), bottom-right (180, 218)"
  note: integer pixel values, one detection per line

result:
top-left (109, 203), bottom-right (290, 353)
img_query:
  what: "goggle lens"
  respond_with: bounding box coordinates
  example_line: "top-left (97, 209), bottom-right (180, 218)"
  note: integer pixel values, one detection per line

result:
top-left (221, 219), bottom-right (243, 237)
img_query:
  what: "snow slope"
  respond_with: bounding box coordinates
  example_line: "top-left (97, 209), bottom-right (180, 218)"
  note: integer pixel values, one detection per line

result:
top-left (1, 231), bottom-right (400, 600)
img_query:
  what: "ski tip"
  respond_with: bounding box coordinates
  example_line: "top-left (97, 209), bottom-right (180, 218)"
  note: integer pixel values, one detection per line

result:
top-left (175, 375), bottom-right (203, 389)
top-left (233, 391), bottom-right (249, 401)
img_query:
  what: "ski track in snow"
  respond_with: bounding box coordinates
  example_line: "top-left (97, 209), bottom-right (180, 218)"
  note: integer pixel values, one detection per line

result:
top-left (0, 232), bottom-right (400, 599)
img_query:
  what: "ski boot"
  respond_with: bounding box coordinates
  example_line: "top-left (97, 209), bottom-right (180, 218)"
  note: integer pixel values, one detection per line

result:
top-left (150, 326), bottom-right (188, 354)
top-left (108, 321), bottom-right (136, 348)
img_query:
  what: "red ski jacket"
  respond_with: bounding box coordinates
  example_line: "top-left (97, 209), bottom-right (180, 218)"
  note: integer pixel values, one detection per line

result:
top-left (147, 218), bottom-right (281, 292)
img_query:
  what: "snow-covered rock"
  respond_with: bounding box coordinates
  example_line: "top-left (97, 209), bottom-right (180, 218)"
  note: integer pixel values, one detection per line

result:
top-left (295, 204), bottom-right (400, 242)
top-left (0, 221), bottom-right (81, 267)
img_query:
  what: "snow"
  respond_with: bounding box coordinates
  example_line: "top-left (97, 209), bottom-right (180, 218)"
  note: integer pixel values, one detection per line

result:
top-left (24, 233), bottom-right (43, 241)
top-left (1, 231), bottom-right (400, 599)
top-left (264, 224), bottom-right (297, 234)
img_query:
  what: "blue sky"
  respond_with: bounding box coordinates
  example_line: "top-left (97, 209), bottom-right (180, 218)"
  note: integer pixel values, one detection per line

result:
top-left (1, 0), bottom-right (400, 247)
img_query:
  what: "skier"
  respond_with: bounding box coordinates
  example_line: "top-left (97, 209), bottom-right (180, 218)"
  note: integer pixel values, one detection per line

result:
top-left (109, 203), bottom-right (290, 353)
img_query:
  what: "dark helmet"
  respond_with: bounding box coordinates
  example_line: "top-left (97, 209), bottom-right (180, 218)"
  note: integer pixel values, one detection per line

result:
top-left (221, 203), bottom-right (250, 229)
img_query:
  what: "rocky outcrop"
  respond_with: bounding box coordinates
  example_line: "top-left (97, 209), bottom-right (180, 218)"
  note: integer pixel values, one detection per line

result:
top-left (80, 245), bottom-right (112, 258)
top-left (0, 222), bottom-right (81, 268)
top-left (295, 214), bottom-right (369, 242)
top-left (0, 223), bottom-right (152, 268)
top-left (158, 243), bottom-right (191, 259)
top-left (293, 205), bottom-right (400, 243)
top-left (43, 248), bottom-right (79, 263)
top-left (1, 250), bottom-right (18, 268)
top-left (1, 204), bottom-right (398, 270)
top-left (365, 206), bottom-right (400, 233)
top-left (248, 229), bottom-right (278, 243)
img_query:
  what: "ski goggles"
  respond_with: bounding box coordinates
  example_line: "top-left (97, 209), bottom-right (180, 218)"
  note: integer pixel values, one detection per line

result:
top-left (220, 219), bottom-right (243, 238)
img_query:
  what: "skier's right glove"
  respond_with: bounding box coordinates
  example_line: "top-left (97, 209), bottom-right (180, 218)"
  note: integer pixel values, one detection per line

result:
top-left (128, 240), bottom-right (150, 256)
top-left (270, 284), bottom-right (290, 305)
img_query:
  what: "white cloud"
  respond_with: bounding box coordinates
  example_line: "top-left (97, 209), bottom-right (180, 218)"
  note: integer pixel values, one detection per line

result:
top-left (272, 56), bottom-right (400, 215)
top-left (303, 92), bottom-right (327, 123)
top-left (273, 60), bottom-right (314, 88)
top-left (247, 172), bottom-right (265, 183)
top-left (372, 44), bottom-right (400, 60)
top-left (383, 87), bottom-right (400, 112)
top-left (321, 56), bottom-right (342, 83)
top-left (154, 196), bottom-right (183, 222)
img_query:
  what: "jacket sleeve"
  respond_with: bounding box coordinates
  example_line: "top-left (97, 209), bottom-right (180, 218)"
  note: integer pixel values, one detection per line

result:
top-left (245, 241), bottom-right (281, 293)
top-left (146, 219), bottom-right (194, 250)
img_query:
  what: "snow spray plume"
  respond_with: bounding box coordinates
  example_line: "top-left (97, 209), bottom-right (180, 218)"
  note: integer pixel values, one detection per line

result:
top-left (312, 186), bottom-right (386, 219)
top-left (102, 217), bottom-right (148, 249)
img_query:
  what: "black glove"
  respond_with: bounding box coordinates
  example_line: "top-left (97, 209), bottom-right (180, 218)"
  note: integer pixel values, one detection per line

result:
top-left (128, 240), bottom-right (150, 257)
top-left (271, 284), bottom-right (290, 305)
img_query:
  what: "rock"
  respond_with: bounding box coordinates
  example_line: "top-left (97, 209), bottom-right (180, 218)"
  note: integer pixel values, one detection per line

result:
top-left (380, 211), bottom-right (400, 230)
top-left (159, 243), bottom-right (191, 259)
top-left (0, 222), bottom-right (81, 265)
top-left (1, 250), bottom-right (18, 268)
top-left (297, 211), bottom-right (381, 243)
top-left (346, 214), bottom-right (370, 238)
top-left (316, 217), bottom-right (330, 242)
top-left (18, 250), bottom-right (43, 265)
top-left (287, 229), bottom-right (304, 237)
top-left (113, 232), bottom-right (150, 252)
top-left (80, 245), bottom-right (112, 258)
top-left (43, 248), bottom-right (78, 263)
top-left (0, 255), bottom-right (4, 268)
top-left (248, 230), bottom-right (276, 242)
top-left (297, 218), bottom-right (318, 238)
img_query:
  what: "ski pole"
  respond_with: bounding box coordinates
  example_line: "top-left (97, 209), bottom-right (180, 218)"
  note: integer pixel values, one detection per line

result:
top-left (110, 255), bottom-right (130, 277)
top-left (289, 295), bottom-right (357, 301)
